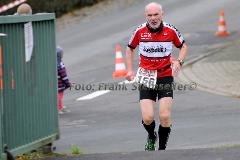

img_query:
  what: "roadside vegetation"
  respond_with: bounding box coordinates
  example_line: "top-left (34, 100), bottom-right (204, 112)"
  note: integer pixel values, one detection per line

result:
top-left (15, 144), bottom-right (82, 160)
top-left (0, 0), bottom-right (103, 17)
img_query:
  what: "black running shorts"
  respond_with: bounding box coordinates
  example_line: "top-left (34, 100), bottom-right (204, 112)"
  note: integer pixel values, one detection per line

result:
top-left (139, 76), bottom-right (174, 101)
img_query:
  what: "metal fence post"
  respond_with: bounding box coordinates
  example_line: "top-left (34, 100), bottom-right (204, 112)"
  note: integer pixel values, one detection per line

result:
top-left (0, 33), bottom-right (7, 160)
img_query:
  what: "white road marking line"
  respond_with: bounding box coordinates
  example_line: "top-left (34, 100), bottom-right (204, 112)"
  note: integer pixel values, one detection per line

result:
top-left (118, 79), bottom-right (135, 84)
top-left (76, 90), bottom-right (110, 101)
top-left (76, 80), bottom-right (135, 101)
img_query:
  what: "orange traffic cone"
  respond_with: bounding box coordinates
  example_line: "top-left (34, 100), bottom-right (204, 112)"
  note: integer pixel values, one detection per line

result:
top-left (215, 10), bottom-right (230, 36)
top-left (112, 44), bottom-right (127, 78)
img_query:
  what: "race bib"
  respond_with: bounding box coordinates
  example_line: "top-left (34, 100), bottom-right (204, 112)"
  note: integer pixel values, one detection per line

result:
top-left (135, 67), bottom-right (157, 89)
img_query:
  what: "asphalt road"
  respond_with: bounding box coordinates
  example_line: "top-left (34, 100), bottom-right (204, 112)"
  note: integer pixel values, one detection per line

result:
top-left (54, 0), bottom-right (240, 154)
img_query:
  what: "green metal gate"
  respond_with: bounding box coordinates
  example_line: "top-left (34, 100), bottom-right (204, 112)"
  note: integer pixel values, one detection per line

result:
top-left (0, 13), bottom-right (59, 159)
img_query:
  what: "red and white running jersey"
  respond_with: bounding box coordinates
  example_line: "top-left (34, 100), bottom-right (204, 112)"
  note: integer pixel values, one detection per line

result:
top-left (128, 22), bottom-right (185, 77)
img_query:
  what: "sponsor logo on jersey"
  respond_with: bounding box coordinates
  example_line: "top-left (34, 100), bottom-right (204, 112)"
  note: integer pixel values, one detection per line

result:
top-left (141, 33), bottom-right (152, 39)
top-left (139, 42), bottom-right (172, 57)
top-left (143, 45), bottom-right (167, 53)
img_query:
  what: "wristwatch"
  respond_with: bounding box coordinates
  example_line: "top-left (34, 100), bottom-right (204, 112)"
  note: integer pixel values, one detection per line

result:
top-left (177, 59), bottom-right (184, 66)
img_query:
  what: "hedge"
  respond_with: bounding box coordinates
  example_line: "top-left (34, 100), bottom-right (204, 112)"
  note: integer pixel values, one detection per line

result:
top-left (0, 0), bottom-right (103, 17)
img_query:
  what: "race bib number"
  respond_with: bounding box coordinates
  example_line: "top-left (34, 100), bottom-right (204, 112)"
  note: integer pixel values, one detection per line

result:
top-left (135, 67), bottom-right (157, 89)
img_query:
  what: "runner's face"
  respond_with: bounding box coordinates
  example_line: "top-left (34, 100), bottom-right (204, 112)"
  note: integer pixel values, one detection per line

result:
top-left (145, 7), bottom-right (162, 29)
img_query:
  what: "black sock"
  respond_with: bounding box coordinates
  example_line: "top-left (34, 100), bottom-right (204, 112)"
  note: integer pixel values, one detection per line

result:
top-left (158, 125), bottom-right (171, 150)
top-left (142, 120), bottom-right (156, 139)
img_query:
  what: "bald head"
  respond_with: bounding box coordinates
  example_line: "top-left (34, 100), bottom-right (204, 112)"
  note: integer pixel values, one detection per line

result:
top-left (145, 2), bottom-right (163, 14)
top-left (17, 3), bottom-right (32, 15)
top-left (145, 2), bottom-right (163, 29)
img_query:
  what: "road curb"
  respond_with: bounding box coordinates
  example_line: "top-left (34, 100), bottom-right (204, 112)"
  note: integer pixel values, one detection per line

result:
top-left (178, 40), bottom-right (240, 98)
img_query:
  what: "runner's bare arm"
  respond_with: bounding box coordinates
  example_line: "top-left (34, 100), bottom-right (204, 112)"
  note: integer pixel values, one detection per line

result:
top-left (178, 43), bottom-right (188, 62)
top-left (126, 47), bottom-right (135, 81)
top-left (173, 43), bottom-right (188, 74)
